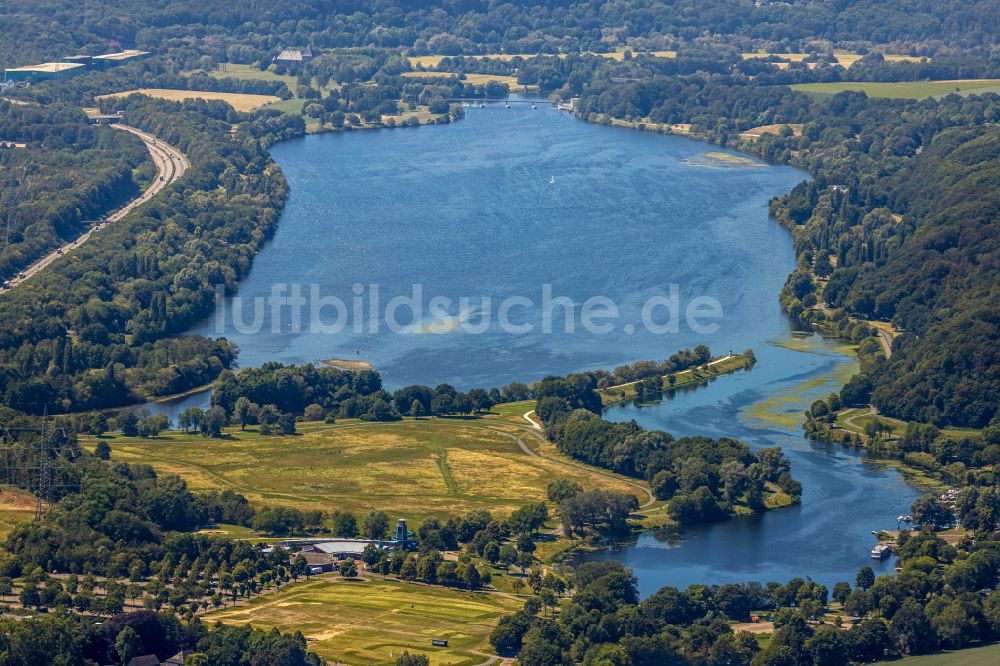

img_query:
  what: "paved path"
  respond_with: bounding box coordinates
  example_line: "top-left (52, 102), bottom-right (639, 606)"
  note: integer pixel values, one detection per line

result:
top-left (840, 405), bottom-right (877, 434)
top-left (0, 123), bottom-right (188, 294)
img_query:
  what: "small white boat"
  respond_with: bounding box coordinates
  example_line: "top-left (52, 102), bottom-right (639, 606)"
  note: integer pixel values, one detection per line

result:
top-left (549, 176), bottom-right (556, 185)
top-left (871, 543), bottom-right (891, 559)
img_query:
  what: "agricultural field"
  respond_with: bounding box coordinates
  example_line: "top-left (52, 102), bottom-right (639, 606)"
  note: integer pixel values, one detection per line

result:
top-left (790, 79), bottom-right (1000, 100)
top-left (207, 576), bottom-right (521, 666)
top-left (98, 88), bottom-right (281, 112)
top-left (83, 414), bottom-right (641, 523)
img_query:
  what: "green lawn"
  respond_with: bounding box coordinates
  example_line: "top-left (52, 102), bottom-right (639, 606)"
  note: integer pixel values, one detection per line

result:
top-left (790, 80), bottom-right (1000, 100)
top-left (206, 576), bottom-right (521, 666)
top-left (263, 97), bottom-right (307, 114)
top-left (888, 643), bottom-right (1000, 666)
top-left (82, 415), bottom-right (639, 523)
top-left (210, 63), bottom-right (299, 91)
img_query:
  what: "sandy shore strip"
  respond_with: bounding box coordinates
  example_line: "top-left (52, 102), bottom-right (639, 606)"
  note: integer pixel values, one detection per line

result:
top-left (322, 358), bottom-right (375, 371)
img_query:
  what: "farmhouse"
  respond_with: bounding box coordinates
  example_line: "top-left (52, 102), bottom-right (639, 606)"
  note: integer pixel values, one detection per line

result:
top-left (273, 46), bottom-right (314, 66)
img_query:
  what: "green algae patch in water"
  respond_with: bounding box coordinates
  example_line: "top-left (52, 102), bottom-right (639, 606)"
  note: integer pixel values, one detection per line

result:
top-left (743, 334), bottom-right (859, 431)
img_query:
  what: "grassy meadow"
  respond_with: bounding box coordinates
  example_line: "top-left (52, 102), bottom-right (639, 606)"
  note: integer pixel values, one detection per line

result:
top-left (886, 642), bottom-right (1000, 666)
top-left (790, 79), bottom-right (1000, 100)
top-left (207, 576), bottom-right (521, 666)
top-left (83, 413), bottom-right (641, 523)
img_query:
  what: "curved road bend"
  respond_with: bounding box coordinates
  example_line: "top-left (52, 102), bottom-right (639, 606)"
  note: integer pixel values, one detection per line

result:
top-left (0, 123), bottom-right (189, 294)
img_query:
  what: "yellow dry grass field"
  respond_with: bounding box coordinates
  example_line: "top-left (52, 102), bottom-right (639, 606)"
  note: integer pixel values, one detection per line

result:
top-left (98, 89), bottom-right (281, 112)
top-left (740, 123), bottom-right (804, 140)
top-left (400, 71), bottom-right (522, 87)
top-left (92, 417), bottom-right (640, 522)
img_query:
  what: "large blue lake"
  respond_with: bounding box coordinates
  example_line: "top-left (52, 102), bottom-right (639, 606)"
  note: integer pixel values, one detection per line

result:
top-left (192, 102), bottom-right (804, 388)
top-left (174, 101), bottom-right (919, 595)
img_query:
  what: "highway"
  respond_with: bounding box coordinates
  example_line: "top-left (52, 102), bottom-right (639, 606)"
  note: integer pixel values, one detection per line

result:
top-left (0, 123), bottom-right (189, 294)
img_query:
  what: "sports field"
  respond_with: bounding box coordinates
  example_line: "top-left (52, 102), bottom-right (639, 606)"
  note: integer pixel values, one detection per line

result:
top-left (790, 79), bottom-right (1000, 100)
top-left (98, 88), bottom-right (282, 112)
top-left (86, 414), bottom-right (640, 522)
top-left (207, 576), bottom-right (521, 666)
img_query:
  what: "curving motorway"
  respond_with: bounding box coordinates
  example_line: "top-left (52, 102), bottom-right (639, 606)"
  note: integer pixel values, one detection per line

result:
top-left (0, 123), bottom-right (188, 294)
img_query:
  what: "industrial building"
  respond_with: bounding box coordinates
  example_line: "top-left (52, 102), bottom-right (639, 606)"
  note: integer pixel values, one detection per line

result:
top-left (91, 49), bottom-right (150, 68)
top-left (4, 49), bottom-right (149, 83)
top-left (3, 62), bottom-right (85, 83)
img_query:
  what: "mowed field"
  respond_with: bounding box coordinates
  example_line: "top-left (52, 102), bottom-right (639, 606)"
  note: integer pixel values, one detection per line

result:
top-left (87, 413), bottom-right (641, 522)
top-left (98, 88), bottom-right (281, 112)
top-left (208, 577), bottom-right (521, 666)
top-left (887, 643), bottom-right (1000, 666)
top-left (790, 79), bottom-right (1000, 100)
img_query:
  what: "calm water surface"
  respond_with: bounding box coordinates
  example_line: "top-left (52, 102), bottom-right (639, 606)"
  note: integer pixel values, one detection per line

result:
top-left (174, 101), bottom-right (919, 594)
top-left (191, 102), bottom-right (804, 388)
top-left (578, 334), bottom-right (918, 597)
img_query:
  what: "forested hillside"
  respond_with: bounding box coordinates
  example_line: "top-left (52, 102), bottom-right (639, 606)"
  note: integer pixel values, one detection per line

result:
top-left (847, 127), bottom-right (1000, 426)
top-left (0, 102), bottom-right (152, 280)
top-left (0, 97), bottom-right (305, 413)
top-left (1, 0), bottom-right (998, 71)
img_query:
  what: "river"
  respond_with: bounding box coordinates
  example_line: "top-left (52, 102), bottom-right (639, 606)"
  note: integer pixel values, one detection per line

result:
top-left (171, 99), bottom-right (919, 594)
